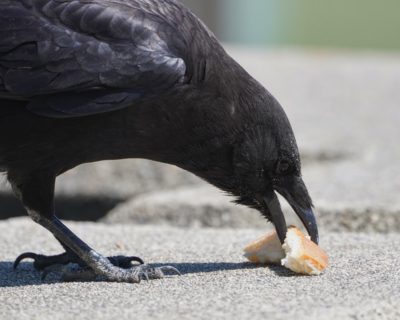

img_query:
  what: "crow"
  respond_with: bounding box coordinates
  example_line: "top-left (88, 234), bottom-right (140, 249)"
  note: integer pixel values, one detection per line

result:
top-left (0, 0), bottom-right (318, 283)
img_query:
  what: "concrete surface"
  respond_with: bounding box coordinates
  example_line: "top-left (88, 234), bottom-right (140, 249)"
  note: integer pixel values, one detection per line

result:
top-left (104, 184), bottom-right (400, 233)
top-left (0, 159), bottom-right (200, 199)
top-left (102, 185), bottom-right (266, 228)
top-left (231, 47), bottom-right (400, 210)
top-left (1, 218), bottom-right (399, 320)
top-left (54, 159), bottom-right (201, 199)
top-left (0, 159), bottom-right (202, 220)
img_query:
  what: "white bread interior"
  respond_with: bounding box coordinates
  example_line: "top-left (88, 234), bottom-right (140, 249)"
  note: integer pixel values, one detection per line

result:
top-left (244, 227), bottom-right (328, 275)
top-left (243, 231), bottom-right (285, 264)
top-left (281, 227), bottom-right (328, 275)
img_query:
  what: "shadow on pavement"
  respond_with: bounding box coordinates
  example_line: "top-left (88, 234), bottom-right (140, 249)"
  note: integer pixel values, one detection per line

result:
top-left (0, 261), bottom-right (295, 287)
top-left (152, 261), bottom-right (259, 275)
top-left (0, 262), bottom-right (57, 287)
top-left (265, 264), bottom-right (299, 277)
top-left (154, 262), bottom-right (298, 277)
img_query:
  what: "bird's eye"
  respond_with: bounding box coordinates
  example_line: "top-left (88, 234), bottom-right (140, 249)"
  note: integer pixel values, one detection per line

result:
top-left (276, 159), bottom-right (291, 175)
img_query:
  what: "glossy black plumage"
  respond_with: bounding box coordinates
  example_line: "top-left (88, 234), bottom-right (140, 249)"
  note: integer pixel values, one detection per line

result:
top-left (0, 0), bottom-right (318, 282)
top-left (0, 0), bottom-right (190, 116)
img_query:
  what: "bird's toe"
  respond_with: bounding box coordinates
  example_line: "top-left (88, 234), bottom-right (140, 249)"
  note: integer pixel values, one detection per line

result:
top-left (13, 251), bottom-right (80, 271)
top-left (107, 255), bottom-right (145, 268)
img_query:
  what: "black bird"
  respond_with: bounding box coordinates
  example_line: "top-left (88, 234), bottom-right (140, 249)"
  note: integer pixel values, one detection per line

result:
top-left (0, 0), bottom-right (318, 282)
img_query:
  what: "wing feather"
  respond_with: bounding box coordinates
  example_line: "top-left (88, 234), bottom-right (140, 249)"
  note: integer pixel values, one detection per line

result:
top-left (0, 0), bottom-right (187, 117)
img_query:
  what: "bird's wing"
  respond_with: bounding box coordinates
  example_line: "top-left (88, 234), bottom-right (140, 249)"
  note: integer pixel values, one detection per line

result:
top-left (0, 0), bottom-right (186, 118)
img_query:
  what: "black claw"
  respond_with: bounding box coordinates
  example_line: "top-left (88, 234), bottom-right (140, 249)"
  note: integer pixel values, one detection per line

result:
top-left (160, 266), bottom-right (181, 276)
top-left (154, 268), bottom-right (164, 279)
top-left (120, 256), bottom-right (145, 267)
top-left (129, 256), bottom-right (145, 265)
top-left (143, 272), bottom-right (150, 282)
top-left (13, 252), bottom-right (38, 270)
top-left (108, 255), bottom-right (145, 268)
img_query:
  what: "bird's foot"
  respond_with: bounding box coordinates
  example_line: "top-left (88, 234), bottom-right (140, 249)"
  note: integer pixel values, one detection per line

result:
top-left (42, 263), bottom-right (180, 283)
top-left (14, 250), bottom-right (179, 283)
top-left (13, 251), bottom-right (144, 271)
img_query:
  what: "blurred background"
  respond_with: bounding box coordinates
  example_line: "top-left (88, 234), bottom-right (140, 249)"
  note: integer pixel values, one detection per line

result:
top-left (182, 0), bottom-right (400, 50)
top-left (1, 0), bottom-right (399, 234)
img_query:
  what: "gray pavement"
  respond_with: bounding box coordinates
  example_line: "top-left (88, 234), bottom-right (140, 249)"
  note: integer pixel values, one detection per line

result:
top-left (104, 183), bottom-right (400, 233)
top-left (230, 46), bottom-right (400, 213)
top-left (102, 185), bottom-right (266, 228)
top-left (1, 218), bottom-right (399, 320)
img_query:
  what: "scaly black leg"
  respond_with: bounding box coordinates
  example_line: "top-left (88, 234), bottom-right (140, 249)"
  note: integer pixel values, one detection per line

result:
top-left (9, 172), bottom-right (180, 283)
top-left (36, 216), bottom-right (179, 282)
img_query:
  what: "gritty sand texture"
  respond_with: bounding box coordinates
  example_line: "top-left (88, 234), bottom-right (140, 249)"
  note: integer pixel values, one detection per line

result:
top-left (1, 218), bottom-right (399, 320)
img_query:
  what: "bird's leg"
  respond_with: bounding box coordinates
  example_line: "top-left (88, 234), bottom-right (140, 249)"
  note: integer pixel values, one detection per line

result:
top-left (31, 216), bottom-right (179, 282)
top-left (9, 173), bottom-right (179, 283)
top-left (54, 239), bottom-right (145, 269)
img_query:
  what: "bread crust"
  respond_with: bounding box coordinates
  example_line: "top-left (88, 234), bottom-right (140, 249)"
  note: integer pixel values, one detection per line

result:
top-left (243, 231), bottom-right (284, 264)
top-left (244, 227), bottom-right (328, 275)
top-left (282, 227), bottom-right (328, 275)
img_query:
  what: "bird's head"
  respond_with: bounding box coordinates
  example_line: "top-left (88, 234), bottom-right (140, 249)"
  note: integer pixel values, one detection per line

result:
top-left (230, 95), bottom-right (318, 244)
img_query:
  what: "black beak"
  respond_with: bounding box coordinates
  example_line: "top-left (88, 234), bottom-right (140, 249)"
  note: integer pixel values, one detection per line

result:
top-left (263, 193), bottom-right (288, 244)
top-left (263, 177), bottom-right (319, 245)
